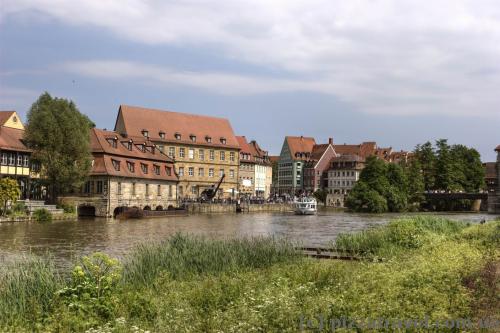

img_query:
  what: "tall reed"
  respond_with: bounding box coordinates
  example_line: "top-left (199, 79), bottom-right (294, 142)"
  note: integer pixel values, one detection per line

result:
top-left (122, 234), bottom-right (300, 286)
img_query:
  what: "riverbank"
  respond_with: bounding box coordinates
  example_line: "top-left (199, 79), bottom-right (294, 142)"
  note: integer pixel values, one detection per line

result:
top-left (184, 202), bottom-right (294, 214)
top-left (1, 216), bottom-right (498, 332)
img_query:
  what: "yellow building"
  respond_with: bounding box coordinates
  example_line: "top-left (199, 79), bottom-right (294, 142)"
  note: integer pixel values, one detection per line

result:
top-left (114, 105), bottom-right (240, 199)
top-left (0, 111), bottom-right (42, 199)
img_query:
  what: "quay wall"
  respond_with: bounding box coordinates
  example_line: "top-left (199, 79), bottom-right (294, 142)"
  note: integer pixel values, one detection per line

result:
top-left (184, 203), bottom-right (294, 214)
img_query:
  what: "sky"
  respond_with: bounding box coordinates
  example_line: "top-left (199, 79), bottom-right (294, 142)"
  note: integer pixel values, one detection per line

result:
top-left (1, 0), bottom-right (499, 161)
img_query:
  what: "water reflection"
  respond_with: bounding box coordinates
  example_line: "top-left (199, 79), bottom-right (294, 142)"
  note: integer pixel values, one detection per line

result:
top-left (0, 211), bottom-right (493, 268)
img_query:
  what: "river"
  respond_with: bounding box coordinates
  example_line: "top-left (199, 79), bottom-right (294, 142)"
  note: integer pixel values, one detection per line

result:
top-left (0, 211), bottom-right (494, 268)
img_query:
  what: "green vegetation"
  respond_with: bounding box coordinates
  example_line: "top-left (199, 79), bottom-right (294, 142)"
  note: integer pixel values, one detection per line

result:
top-left (32, 208), bottom-right (53, 223)
top-left (0, 177), bottom-right (21, 216)
top-left (24, 92), bottom-right (94, 202)
top-left (346, 139), bottom-right (485, 213)
top-left (313, 189), bottom-right (328, 206)
top-left (1, 217), bottom-right (498, 332)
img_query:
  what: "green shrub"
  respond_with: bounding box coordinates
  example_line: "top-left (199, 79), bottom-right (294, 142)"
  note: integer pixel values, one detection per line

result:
top-left (58, 202), bottom-right (76, 214)
top-left (33, 208), bottom-right (52, 223)
top-left (56, 253), bottom-right (122, 319)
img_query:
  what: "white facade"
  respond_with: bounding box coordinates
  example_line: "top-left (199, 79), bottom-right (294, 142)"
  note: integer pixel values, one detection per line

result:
top-left (254, 164), bottom-right (272, 198)
top-left (327, 169), bottom-right (360, 195)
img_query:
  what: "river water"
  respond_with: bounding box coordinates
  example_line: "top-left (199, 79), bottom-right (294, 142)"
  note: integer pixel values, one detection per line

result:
top-left (0, 211), bottom-right (494, 268)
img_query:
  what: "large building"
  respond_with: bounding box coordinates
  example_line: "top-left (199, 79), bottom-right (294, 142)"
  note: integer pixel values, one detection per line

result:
top-left (276, 136), bottom-right (316, 195)
top-left (114, 105), bottom-right (240, 199)
top-left (326, 155), bottom-right (366, 207)
top-left (64, 128), bottom-right (178, 217)
top-left (236, 136), bottom-right (272, 198)
top-left (0, 111), bottom-right (42, 199)
top-left (302, 138), bottom-right (337, 194)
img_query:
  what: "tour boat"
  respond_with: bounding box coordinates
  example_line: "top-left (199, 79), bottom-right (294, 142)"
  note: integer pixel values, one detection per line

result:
top-left (294, 197), bottom-right (317, 215)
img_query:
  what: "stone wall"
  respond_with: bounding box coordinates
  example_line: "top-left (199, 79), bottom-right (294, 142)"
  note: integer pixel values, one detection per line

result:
top-left (184, 203), bottom-right (294, 214)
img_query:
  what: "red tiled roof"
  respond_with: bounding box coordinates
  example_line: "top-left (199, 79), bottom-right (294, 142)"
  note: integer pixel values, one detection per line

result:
top-left (333, 142), bottom-right (377, 158)
top-left (90, 128), bottom-right (177, 181)
top-left (269, 156), bottom-right (280, 163)
top-left (310, 144), bottom-right (330, 161)
top-left (115, 105), bottom-right (239, 149)
top-left (236, 136), bottom-right (254, 156)
top-left (483, 162), bottom-right (497, 179)
top-left (286, 136), bottom-right (316, 160)
top-left (0, 111), bottom-right (15, 126)
top-left (0, 126), bottom-right (31, 152)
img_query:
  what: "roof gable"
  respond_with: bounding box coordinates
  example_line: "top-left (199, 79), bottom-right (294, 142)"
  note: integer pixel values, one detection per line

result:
top-left (0, 111), bottom-right (24, 130)
top-left (285, 136), bottom-right (316, 160)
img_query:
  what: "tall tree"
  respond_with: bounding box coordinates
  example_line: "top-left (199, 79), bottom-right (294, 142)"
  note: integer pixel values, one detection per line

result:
top-left (405, 159), bottom-right (425, 205)
top-left (24, 92), bottom-right (93, 201)
top-left (414, 142), bottom-right (436, 190)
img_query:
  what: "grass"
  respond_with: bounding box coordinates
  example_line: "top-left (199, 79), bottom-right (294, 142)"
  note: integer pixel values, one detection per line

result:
top-left (0, 217), bottom-right (499, 332)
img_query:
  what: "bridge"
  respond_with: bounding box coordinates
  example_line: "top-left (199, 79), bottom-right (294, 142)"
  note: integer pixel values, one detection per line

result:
top-left (423, 192), bottom-right (488, 200)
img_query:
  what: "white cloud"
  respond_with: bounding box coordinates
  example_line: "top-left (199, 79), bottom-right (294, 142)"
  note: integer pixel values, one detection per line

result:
top-left (4, 0), bottom-right (500, 116)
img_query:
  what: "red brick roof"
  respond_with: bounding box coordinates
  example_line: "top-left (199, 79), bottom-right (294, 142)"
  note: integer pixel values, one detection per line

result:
top-left (0, 111), bottom-right (15, 126)
top-left (333, 142), bottom-right (377, 158)
top-left (115, 105), bottom-right (239, 149)
top-left (236, 136), bottom-right (254, 156)
top-left (90, 128), bottom-right (177, 181)
top-left (310, 144), bottom-right (330, 161)
top-left (286, 136), bottom-right (316, 160)
top-left (483, 162), bottom-right (497, 179)
top-left (0, 126), bottom-right (31, 152)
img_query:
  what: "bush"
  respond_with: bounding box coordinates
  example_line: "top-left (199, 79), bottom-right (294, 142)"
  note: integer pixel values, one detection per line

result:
top-left (33, 208), bottom-right (52, 223)
top-left (58, 202), bottom-right (76, 214)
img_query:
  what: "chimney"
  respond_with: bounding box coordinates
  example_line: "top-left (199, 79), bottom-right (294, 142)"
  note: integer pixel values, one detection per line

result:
top-left (328, 137), bottom-right (333, 145)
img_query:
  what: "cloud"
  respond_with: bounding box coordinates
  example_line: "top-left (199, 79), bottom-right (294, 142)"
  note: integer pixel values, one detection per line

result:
top-left (4, 0), bottom-right (500, 116)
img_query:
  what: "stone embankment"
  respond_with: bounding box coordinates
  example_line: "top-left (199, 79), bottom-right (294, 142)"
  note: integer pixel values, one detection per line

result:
top-left (184, 203), bottom-right (294, 214)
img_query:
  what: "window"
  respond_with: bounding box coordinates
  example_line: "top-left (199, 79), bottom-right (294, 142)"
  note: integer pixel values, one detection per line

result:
top-left (209, 150), bottom-right (215, 161)
top-left (17, 155), bottom-right (22, 166)
top-left (9, 153), bottom-right (15, 165)
top-left (178, 167), bottom-right (184, 176)
top-left (157, 145), bottom-right (164, 153)
top-left (206, 136), bottom-right (212, 143)
top-left (191, 186), bottom-right (197, 194)
top-left (199, 168), bottom-right (204, 177)
top-left (96, 181), bottom-right (103, 194)
top-left (179, 148), bottom-right (185, 158)
top-left (230, 152), bottom-right (235, 162)
top-left (188, 167), bottom-right (194, 176)
top-left (90, 181), bottom-right (95, 193)
top-left (209, 168), bottom-right (214, 177)
top-left (199, 149), bottom-right (204, 160)
top-left (188, 148), bottom-right (194, 159)
top-left (1, 153), bottom-right (7, 165)
top-left (166, 166), bottom-right (172, 176)
top-left (190, 135), bottom-right (196, 142)
top-left (146, 184), bottom-right (149, 196)
top-left (132, 182), bottom-right (136, 195)
top-left (127, 162), bottom-right (135, 173)
top-left (23, 155), bottom-right (29, 167)
top-left (84, 181), bottom-right (91, 194)
top-left (175, 133), bottom-right (181, 140)
top-left (229, 169), bottom-right (234, 178)
top-left (112, 159), bottom-right (120, 171)
top-left (159, 131), bottom-right (165, 139)
top-left (117, 182), bottom-right (122, 195)
top-left (168, 147), bottom-right (175, 158)
top-left (157, 184), bottom-right (161, 196)
top-left (107, 138), bottom-right (117, 148)
top-left (219, 169), bottom-right (224, 177)
top-left (220, 151), bottom-right (225, 161)
top-left (154, 165), bottom-right (160, 175)
top-left (142, 130), bottom-right (149, 137)
top-left (220, 137), bottom-right (226, 144)
top-left (141, 163), bottom-right (148, 174)
top-left (168, 185), bottom-right (173, 197)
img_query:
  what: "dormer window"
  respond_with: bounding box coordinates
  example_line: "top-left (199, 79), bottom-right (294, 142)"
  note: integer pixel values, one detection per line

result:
top-left (127, 141), bottom-right (133, 151)
top-left (205, 136), bottom-right (212, 143)
top-left (142, 129), bottom-right (149, 138)
top-left (175, 133), bottom-right (181, 140)
top-left (141, 163), bottom-right (148, 174)
top-left (111, 159), bottom-right (120, 171)
top-left (220, 137), bottom-right (226, 144)
top-left (190, 134), bottom-right (196, 142)
top-left (107, 138), bottom-right (118, 148)
top-left (136, 144), bottom-right (145, 152)
top-left (127, 161), bottom-right (135, 173)
top-left (159, 131), bottom-right (165, 139)
top-left (154, 165), bottom-right (160, 175)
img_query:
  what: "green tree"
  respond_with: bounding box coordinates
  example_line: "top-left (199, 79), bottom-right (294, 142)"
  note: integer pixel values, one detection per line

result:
top-left (414, 142), bottom-right (436, 190)
top-left (405, 159), bottom-right (425, 205)
top-left (0, 178), bottom-right (21, 216)
top-left (313, 189), bottom-right (328, 207)
top-left (24, 93), bottom-right (93, 201)
top-left (346, 182), bottom-right (388, 213)
top-left (450, 145), bottom-right (485, 192)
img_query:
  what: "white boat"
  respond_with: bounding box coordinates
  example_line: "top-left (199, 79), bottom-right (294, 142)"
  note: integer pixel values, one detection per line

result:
top-left (294, 197), bottom-right (317, 215)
